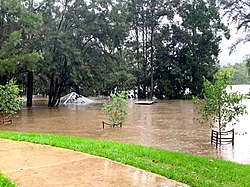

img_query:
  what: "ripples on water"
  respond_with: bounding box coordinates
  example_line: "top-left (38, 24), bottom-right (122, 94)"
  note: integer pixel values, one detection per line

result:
top-left (0, 97), bottom-right (249, 165)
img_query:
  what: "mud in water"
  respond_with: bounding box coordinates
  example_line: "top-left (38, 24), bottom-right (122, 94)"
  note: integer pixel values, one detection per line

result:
top-left (1, 97), bottom-right (250, 165)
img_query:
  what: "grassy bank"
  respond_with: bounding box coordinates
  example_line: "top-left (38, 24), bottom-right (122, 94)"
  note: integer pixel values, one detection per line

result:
top-left (0, 131), bottom-right (249, 187)
top-left (0, 173), bottom-right (15, 187)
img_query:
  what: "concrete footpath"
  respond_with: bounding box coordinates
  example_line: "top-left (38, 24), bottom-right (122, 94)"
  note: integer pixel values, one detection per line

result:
top-left (0, 139), bottom-right (189, 187)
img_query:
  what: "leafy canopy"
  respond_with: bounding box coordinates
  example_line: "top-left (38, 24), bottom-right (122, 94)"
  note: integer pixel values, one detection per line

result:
top-left (193, 68), bottom-right (247, 130)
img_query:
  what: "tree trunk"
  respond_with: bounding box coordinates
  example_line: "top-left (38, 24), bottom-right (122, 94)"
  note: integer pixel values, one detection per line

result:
top-left (149, 25), bottom-right (154, 100)
top-left (142, 18), bottom-right (146, 99)
top-left (48, 79), bottom-right (61, 107)
top-left (48, 75), bottom-right (55, 107)
top-left (48, 58), bottom-right (68, 107)
top-left (26, 71), bottom-right (33, 107)
top-left (135, 18), bottom-right (140, 100)
top-left (0, 75), bottom-right (7, 85)
top-left (218, 105), bottom-right (222, 147)
top-left (149, 2), bottom-right (155, 100)
top-left (145, 25), bottom-right (149, 98)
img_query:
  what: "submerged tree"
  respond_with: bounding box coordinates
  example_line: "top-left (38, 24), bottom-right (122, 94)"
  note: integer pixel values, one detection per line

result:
top-left (153, 0), bottom-right (229, 98)
top-left (102, 91), bottom-right (128, 126)
top-left (34, 0), bottom-right (130, 107)
top-left (0, 0), bottom-right (233, 104)
top-left (193, 68), bottom-right (247, 132)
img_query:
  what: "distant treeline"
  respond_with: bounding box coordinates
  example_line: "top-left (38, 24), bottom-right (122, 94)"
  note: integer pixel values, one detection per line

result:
top-left (223, 62), bottom-right (250, 85)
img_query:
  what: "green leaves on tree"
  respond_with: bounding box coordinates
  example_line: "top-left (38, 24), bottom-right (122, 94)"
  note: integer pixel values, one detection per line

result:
top-left (0, 80), bottom-right (24, 119)
top-left (102, 91), bottom-right (128, 125)
top-left (193, 68), bottom-right (247, 130)
top-left (0, 0), bottom-right (237, 104)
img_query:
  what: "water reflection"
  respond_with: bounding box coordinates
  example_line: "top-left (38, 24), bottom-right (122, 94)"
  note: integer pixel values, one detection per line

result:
top-left (1, 98), bottom-right (249, 165)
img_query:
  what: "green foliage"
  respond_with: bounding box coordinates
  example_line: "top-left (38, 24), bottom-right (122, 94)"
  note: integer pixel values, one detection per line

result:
top-left (153, 0), bottom-right (226, 98)
top-left (0, 173), bottom-right (15, 187)
top-left (0, 0), bottom-right (43, 78)
top-left (102, 91), bottom-right (128, 125)
top-left (246, 58), bottom-right (250, 77)
top-left (1, 131), bottom-right (250, 187)
top-left (223, 61), bottom-right (250, 84)
top-left (0, 80), bottom-right (24, 118)
top-left (0, 0), bottom-right (231, 102)
top-left (193, 68), bottom-right (247, 129)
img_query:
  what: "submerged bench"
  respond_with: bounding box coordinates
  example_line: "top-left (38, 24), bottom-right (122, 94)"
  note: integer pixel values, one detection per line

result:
top-left (211, 129), bottom-right (234, 149)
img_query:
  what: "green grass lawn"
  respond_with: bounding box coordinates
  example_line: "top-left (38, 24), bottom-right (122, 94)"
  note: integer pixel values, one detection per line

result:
top-left (0, 131), bottom-right (250, 187)
top-left (0, 173), bottom-right (15, 187)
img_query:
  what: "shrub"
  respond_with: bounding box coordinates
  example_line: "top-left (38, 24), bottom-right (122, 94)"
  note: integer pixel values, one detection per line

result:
top-left (102, 91), bottom-right (128, 125)
top-left (0, 80), bottom-right (24, 119)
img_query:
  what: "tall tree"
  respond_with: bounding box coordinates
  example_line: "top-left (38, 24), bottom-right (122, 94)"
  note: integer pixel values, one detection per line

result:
top-left (126, 0), bottom-right (177, 99)
top-left (37, 0), bottom-right (86, 107)
top-left (23, 0), bottom-right (43, 107)
top-left (154, 0), bottom-right (228, 98)
top-left (178, 0), bottom-right (229, 95)
top-left (0, 0), bottom-right (42, 86)
top-left (36, 0), bottom-right (129, 106)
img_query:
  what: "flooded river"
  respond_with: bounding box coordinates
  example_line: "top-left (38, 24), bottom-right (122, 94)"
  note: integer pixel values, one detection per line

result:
top-left (1, 98), bottom-right (250, 165)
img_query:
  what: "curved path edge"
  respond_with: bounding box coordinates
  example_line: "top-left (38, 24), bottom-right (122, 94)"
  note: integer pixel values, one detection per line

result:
top-left (0, 139), bottom-right (189, 187)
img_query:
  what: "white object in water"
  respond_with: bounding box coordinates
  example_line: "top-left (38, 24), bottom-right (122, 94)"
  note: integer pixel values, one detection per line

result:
top-left (135, 101), bottom-right (156, 105)
top-left (60, 92), bottom-right (93, 105)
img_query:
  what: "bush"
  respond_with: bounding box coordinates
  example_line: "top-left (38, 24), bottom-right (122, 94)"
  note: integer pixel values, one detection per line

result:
top-left (0, 80), bottom-right (24, 119)
top-left (102, 91), bottom-right (128, 125)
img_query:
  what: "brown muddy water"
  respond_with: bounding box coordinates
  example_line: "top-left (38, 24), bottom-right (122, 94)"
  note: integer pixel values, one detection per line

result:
top-left (1, 97), bottom-right (250, 165)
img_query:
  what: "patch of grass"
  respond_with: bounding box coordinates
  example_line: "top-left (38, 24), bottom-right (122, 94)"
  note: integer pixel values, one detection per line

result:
top-left (0, 173), bottom-right (15, 187)
top-left (0, 131), bottom-right (250, 187)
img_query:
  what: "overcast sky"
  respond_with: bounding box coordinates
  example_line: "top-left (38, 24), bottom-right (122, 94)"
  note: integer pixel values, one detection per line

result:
top-left (219, 23), bottom-right (250, 66)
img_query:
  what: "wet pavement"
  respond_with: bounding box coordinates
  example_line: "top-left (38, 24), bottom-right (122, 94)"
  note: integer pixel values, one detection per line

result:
top-left (0, 139), bottom-right (189, 187)
top-left (0, 97), bottom-right (250, 165)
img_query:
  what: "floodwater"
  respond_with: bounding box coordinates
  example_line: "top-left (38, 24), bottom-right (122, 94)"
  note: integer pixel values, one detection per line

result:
top-left (1, 97), bottom-right (250, 165)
